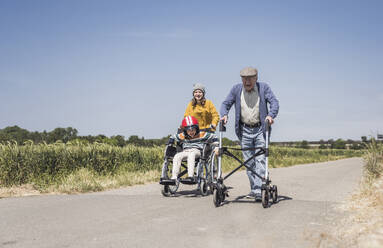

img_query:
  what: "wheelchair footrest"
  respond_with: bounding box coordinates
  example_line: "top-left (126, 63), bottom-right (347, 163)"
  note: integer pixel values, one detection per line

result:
top-left (180, 177), bottom-right (197, 185)
top-left (159, 179), bottom-right (176, 185)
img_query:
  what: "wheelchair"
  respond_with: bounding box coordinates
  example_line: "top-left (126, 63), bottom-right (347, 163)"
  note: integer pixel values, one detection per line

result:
top-left (159, 136), bottom-right (215, 197)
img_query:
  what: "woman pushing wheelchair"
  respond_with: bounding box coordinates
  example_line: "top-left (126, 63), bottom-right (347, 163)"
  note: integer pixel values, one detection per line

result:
top-left (184, 83), bottom-right (219, 132)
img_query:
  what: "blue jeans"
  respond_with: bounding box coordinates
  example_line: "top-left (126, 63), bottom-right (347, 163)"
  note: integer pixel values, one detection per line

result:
top-left (240, 125), bottom-right (266, 195)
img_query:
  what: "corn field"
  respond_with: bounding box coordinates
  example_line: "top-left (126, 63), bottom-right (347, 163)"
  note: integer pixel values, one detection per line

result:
top-left (0, 141), bottom-right (163, 187)
top-left (0, 141), bottom-right (363, 189)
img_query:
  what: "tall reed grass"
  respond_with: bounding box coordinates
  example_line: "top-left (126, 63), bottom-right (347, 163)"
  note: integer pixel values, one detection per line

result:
top-left (363, 139), bottom-right (383, 182)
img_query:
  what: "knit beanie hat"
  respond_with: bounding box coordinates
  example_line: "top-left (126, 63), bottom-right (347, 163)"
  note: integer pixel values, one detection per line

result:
top-left (193, 83), bottom-right (205, 95)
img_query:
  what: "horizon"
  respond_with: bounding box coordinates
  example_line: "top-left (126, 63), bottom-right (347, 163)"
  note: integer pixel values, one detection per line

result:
top-left (1, 124), bottom-right (379, 143)
top-left (1, 0), bottom-right (382, 142)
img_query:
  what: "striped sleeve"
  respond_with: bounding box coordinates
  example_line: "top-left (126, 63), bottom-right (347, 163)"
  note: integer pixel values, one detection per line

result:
top-left (205, 132), bottom-right (218, 145)
top-left (173, 133), bottom-right (184, 143)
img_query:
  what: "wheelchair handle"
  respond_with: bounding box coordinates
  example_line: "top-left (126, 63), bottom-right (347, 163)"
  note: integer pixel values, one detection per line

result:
top-left (167, 137), bottom-right (175, 145)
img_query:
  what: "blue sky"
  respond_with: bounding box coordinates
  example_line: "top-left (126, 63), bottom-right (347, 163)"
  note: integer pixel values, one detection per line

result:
top-left (1, 0), bottom-right (382, 141)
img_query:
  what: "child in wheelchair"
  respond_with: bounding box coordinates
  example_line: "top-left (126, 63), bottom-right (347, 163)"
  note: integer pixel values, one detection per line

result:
top-left (160, 115), bottom-right (218, 186)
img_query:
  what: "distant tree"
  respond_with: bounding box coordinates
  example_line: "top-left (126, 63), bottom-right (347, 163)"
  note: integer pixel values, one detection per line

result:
top-left (298, 140), bottom-right (309, 149)
top-left (350, 142), bottom-right (362, 150)
top-left (127, 135), bottom-right (144, 146)
top-left (318, 139), bottom-right (326, 149)
top-left (331, 139), bottom-right (346, 149)
top-left (94, 134), bottom-right (108, 144)
top-left (0, 126), bottom-right (30, 144)
top-left (48, 127), bottom-right (78, 143)
top-left (41, 130), bottom-right (49, 142)
top-left (319, 144), bottom-right (326, 149)
top-left (29, 131), bottom-right (43, 143)
top-left (0, 132), bottom-right (10, 143)
top-left (111, 135), bottom-right (126, 147)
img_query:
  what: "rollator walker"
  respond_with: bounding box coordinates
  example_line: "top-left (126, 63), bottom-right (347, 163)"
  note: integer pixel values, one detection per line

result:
top-left (210, 119), bottom-right (278, 208)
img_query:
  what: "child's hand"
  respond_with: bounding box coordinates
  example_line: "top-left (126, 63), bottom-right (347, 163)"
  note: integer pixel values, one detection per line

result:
top-left (214, 147), bottom-right (219, 156)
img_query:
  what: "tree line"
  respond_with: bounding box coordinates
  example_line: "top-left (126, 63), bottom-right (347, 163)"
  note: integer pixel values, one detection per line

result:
top-left (2, 125), bottom-right (368, 149)
top-left (0, 126), bottom-right (165, 147)
top-left (277, 139), bottom-right (366, 150)
top-left (0, 126), bottom-right (239, 147)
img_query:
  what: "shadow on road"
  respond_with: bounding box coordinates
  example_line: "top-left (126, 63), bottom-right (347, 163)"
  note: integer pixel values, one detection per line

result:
top-left (170, 189), bottom-right (201, 198)
top-left (277, 195), bottom-right (293, 202)
top-left (170, 186), bottom-right (234, 198)
top-left (222, 194), bottom-right (293, 206)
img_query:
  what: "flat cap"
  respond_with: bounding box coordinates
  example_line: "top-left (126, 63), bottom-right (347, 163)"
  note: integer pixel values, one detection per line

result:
top-left (240, 67), bottom-right (258, 77)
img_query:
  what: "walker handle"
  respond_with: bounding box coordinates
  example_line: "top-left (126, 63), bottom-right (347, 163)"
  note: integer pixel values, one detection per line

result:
top-left (264, 119), bottom-right (271, 147)
top-left (219, 120), bottom-right (226, 132)
top-left (265, 118), bottom-right (271, 133)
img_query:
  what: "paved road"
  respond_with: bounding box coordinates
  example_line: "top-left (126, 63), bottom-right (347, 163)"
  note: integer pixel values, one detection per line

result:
top-left (0, 158), bottom-right (363, 248)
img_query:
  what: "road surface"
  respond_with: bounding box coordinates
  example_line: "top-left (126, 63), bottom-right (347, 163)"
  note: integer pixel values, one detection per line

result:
top-left (0, 157), bottom-right (363, 248)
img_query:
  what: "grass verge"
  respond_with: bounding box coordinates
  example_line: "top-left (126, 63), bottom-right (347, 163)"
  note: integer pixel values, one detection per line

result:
top-left (318, 140), bottom-right (383, 247)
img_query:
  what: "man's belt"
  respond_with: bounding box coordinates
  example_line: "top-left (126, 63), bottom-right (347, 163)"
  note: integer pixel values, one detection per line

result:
top-left (241, 122), bottom-right (261, 128)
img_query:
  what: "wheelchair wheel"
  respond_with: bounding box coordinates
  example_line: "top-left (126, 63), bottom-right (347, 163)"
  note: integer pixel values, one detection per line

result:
top-left (160, 159), bottom-right (180, 196)
top-left (198, 162), bottom-right (210, 196)
top-left (161, 185), bottom-right (171, 197)
top-left (209, 152), bottom-right (219, 183)
top-left (272, 185), bottom-right (278, 203)
top-left (161, 180), bottom-right (179, 197)
top-left (261, 188), bottom-right (269, 208)
top-left (200, 179), bottom-right (209, 196)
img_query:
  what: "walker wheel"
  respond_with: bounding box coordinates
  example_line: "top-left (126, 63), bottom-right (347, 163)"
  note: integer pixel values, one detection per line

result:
top-left (261, 188), bottom-right (269, 208)
top-left (213, 184), bottom-right (222, 207)
top-left (272, 185), bottom-right (278, 203)
top-left (221, 185), bottom-right (226, 202)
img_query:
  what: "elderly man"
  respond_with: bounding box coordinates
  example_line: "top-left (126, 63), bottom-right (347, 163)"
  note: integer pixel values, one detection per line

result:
top-left (220, 67), bottom-right (279, 200)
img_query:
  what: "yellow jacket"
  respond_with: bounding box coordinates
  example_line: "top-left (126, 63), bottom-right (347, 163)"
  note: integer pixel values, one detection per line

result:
top-left (184, 99), bottom-right (220, 129)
